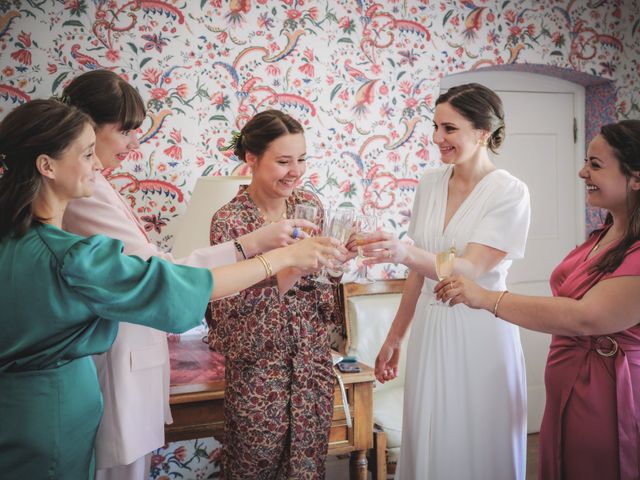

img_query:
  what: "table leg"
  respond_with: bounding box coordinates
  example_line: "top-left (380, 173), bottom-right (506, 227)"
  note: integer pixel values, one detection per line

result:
top-left (349, 449), bottom-right (368, 480)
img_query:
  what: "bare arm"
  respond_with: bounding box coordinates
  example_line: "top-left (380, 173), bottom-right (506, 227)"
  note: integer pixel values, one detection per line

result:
top-left (375, 270), bottom-right (423, 382)
top-left (359, 231), bottom-right (507, 281)
top-left (384, 270), bottom-right (423, 345)
top-left (437, 275), bottom-right (640, 336)
top-left (236, 218), bottom-right (318, 259)
top-left (209, 237), bottom-right (344, 300)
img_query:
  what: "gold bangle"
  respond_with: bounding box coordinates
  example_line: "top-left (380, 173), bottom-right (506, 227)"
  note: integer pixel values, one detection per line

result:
top-left (493, 290), bottom-right (508, 318)
top-left (255, 254), bottom-right (272, 278)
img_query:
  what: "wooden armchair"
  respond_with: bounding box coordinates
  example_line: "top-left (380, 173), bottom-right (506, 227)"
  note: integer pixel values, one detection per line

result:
top-left (339, 279), bottom-right (407, 479)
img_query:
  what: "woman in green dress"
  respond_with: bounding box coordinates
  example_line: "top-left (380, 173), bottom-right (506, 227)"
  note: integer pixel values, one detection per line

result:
top-left (0, 99), bottom-right (344, 480)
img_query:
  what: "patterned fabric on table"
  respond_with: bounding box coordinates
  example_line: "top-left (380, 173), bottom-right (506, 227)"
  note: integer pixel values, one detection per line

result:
top-left (206, 186), bottom-right (342, 480)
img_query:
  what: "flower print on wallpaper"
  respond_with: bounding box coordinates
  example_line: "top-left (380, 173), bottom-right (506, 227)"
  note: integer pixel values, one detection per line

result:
top-left (1, 1), bottom-right (638, 265)
top-left (0, 2), bottom-right (638, 473)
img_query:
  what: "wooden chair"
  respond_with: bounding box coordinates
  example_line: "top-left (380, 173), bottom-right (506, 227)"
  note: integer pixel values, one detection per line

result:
top-left (339, 279), bottom-right (407, 479)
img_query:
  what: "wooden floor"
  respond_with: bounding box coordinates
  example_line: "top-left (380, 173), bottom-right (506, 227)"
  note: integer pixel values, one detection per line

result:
top-left (527, 433), bottom-right (540, 479)
top-left (326, 433), bottom-right (541, 479)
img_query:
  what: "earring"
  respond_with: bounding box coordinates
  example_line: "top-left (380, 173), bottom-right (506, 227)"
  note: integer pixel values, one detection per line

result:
top-left (479, 138), bottom-right (488, 147)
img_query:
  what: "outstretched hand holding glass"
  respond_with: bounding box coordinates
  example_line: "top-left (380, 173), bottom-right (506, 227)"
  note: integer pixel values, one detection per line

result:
top-left (353, 214), bottom-right (378, 284)
top-left (314, 207), bottom-right (355, 283)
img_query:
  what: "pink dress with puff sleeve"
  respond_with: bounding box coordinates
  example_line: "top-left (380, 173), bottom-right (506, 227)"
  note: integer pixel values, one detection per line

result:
top-left (541, 227), bottom-right (640, 480)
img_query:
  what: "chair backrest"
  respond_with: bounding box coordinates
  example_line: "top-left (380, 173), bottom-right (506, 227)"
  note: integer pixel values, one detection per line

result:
top-left (340, 279), bottom-right (408, 393)
top-left (171, 176), bottom-right (251, 257)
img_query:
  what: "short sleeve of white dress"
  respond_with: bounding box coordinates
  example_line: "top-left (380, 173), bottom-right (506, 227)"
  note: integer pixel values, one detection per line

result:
top-left (468, 171), bottom-right (531, 260)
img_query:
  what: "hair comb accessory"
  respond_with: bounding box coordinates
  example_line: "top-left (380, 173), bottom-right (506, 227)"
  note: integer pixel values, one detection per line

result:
top-left (220, 130), bottom-right (242, 152)
top-left (50, 93), bottom-right (70, 105)
top-left (0, 153), bottom-right (8, 172)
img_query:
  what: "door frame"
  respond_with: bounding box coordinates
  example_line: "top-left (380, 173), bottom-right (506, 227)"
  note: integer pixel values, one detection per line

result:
top-left (439, 70), bottom-right (586, 244)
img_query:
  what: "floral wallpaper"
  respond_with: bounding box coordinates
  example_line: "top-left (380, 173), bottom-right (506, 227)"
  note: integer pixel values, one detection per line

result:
top-left (1, 0), bottom-right (638, 477)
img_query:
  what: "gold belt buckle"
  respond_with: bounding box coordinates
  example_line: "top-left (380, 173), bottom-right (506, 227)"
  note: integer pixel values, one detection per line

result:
top-left (595, 336), bottom-right (618, 357)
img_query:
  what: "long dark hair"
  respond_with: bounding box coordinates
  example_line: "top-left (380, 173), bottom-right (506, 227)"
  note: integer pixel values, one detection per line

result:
top-left (592, 119), bottom-right (640, 273)
top-left (0, 99), bottom-right (92, 239)
top-left (63, 70), bottom-right (146, 130)
top-left (436, 83), bottom-right (505, 154)
top-left (233, 109), bottom-right (304, 161)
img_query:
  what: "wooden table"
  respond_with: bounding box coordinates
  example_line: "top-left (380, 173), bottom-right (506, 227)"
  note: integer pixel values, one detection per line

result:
top-left (165, 336), bottom-right (376, 480)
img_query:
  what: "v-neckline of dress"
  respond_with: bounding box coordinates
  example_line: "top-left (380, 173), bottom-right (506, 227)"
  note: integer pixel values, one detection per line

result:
top-left (242, 186), bottom-right (292, 227)
top-left (583, 225), bottom-right (617, 263)
top-left (440, 166), bottom-right (501, 237)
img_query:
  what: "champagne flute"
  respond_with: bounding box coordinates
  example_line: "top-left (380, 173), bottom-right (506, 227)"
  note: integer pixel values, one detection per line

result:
top-left (353, 214), bottom-right (377, 284)
top-left (326, 207), bottom-right (355, 278)
top-left (314, 207), bottom-right (336, 284)
top-left (432, 241), bottom-right (456, 305)
top-left (314, 207), bottom-right (355, 283)
top-left (293, 204), bottom-right (318, 236)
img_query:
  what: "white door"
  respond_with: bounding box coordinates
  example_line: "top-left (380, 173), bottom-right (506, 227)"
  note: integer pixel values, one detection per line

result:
top-left (440, 72), bottom-right (585, 432)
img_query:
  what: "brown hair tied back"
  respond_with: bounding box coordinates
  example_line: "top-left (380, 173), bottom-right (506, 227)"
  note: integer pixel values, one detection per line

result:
top-left (0, 99), bottom-right (92, 239)
top-left (231, 109), bottom-right (304, 162)
top-left (435, 83), bottom-right (506, 154)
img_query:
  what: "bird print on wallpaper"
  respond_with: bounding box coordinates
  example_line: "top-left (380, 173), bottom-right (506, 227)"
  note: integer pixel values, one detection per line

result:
top-left (344, 59), bottom-right (378, 116)
top-left (70, 44), bottom-right (114, 70)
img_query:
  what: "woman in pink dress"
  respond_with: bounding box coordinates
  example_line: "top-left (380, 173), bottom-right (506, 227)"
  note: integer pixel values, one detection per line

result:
top-left (434, 119), bottom-right (640, 480)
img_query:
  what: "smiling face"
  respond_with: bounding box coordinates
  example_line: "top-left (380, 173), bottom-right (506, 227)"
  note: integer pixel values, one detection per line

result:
top-left (580, 134), bottom-right (640, 214)
top-left (48, 122), bottom-right (101, 200)
top-left (246, 133), bottom-right (307, 199)
top-left (95, 122), bottom-right (140, 169)
top-left (432, 101), bottom-right (488, 165)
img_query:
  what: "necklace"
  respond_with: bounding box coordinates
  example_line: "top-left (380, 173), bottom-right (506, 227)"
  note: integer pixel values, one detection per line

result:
top-left (256, 201), bottom-right (287, 224)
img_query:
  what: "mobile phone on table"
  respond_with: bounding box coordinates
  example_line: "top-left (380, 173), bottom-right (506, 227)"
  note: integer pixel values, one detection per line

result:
top-left (337, 362), bottom-right (361, 373)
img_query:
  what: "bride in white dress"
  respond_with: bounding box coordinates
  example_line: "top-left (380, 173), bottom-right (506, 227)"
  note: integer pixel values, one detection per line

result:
top-left (360, 83), bottom-right (531, 480)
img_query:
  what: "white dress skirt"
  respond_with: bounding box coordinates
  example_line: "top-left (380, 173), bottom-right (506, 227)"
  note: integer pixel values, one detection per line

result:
top-left (396, 166), bottom-right (531, 480)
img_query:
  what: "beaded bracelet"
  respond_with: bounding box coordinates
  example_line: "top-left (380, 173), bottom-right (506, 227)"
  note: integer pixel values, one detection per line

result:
top-left (234, 239), bottom-right (247, 259)
top-left (493, 290), bottom-right (508, 318)
top-left (255, 254), bottom-right (272, 278)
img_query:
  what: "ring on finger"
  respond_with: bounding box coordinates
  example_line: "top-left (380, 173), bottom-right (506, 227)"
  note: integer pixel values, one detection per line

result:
top-left (292, 226), bottom-right (300, 239)
top-left (385, 249), bottom-right (391, 259)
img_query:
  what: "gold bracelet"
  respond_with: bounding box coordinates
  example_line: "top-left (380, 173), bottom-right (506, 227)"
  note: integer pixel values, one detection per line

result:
top-left (493, 290), bottom-right (508, 318)
top-left (255, 254), bottom-right (272, 278)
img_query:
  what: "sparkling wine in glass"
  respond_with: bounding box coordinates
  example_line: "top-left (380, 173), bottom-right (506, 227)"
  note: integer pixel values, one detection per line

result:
top-left (353, 214), bottom-right (377, 284)
top-left (294, 204), bottom-right (318, 236)
top-left (432, 243), bottom-right (456, 305)
top-left (326, 208), bottom-right (355, 277)
top-left (435, 250), bottom-right (455, 281)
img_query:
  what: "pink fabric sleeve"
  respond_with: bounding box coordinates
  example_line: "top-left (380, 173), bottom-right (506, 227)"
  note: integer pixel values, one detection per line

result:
top-left (64, 173), bottom-right (236, 267)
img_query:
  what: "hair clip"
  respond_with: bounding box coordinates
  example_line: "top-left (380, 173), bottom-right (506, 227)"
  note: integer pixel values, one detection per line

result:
top-left (220, 130), bottom-right (242, 152)
top-left (50, 93), bottom-right (70, 105)
top-left (0, 153), bottom-right (8, 172)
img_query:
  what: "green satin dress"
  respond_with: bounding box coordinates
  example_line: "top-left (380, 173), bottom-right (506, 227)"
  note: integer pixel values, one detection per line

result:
top-left (0, 223), bottom-right (213, 480)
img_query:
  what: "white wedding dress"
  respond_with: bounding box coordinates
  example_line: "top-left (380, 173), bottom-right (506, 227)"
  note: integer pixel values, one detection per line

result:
top-left (396, 166), bottom-right (530, 480)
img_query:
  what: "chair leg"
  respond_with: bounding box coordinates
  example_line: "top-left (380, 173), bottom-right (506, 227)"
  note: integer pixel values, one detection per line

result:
top-left (369, 429), bottom-right (387, 480)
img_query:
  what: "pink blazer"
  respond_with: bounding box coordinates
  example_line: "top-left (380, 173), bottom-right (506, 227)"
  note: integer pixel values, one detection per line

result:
top-left (63, 173), bottom-right (235, 469)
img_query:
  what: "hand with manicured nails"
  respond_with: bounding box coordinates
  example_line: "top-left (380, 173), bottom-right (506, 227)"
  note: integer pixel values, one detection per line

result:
top-left (433, 275), bottom-right (492, 310)
top-left (345, 230), bottom-right (409, 265)
top-left (240, 218), bottom-right (318, 257)
top-left (283, 236), bottom-right (348, 271)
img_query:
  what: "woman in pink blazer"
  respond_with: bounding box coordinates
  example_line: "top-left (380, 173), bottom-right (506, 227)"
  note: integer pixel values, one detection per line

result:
top-left (61, 70), bottom-right (317, 480)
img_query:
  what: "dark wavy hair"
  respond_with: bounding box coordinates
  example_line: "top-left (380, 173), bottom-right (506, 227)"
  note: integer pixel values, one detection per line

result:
top-left (63, 70), bottom-right (146, 130)
top-left (435, 82), bottom-right (505, 154)
top-left (591, 119), bottom-right (640, 273)
top-left (234, 109), bottom-right (304, 161)
top-left (0, 99), bottom-right (92, 239)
